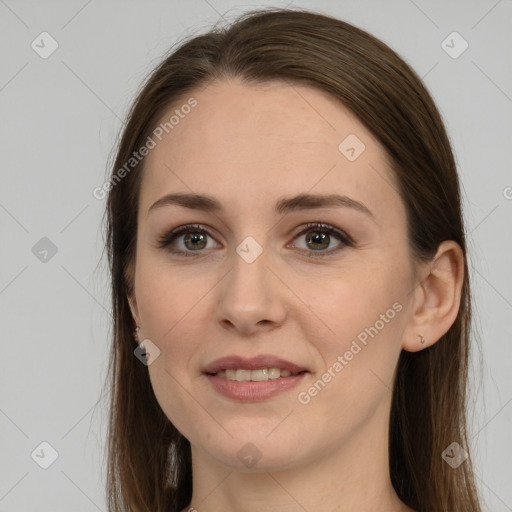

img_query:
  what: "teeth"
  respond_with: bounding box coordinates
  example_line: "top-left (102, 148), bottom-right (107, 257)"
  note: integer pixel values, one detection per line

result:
top-left (268, 368), bottom-right (281, 379)
top-left (215, 368), bottom-right (298, 381)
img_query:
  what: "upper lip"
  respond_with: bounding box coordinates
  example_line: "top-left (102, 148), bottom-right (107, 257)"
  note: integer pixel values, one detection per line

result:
top-left (203, 355), bottom-right (309, 374)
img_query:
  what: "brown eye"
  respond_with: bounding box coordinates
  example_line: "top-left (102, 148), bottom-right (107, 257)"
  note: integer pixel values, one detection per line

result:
top-left (182, 231), bottom-right (208, 250)
top-left (304, 230), bottom-right (331, 251)
top-left (158, 224), bottom-right (219, 256)
top-left (291, 223), bottom-right (353, 257)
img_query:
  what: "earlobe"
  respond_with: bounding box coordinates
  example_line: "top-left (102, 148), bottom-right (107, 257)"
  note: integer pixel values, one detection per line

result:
top-left (402, 240), bottom-right (464, 352)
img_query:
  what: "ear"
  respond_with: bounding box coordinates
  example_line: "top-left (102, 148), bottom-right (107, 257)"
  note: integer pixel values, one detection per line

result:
top-left (125, 258), bottom-right (140, 327)
top-left (127, 292), bottom-right (140, 328)
top-left (402, 240), bottom-right (465, 352)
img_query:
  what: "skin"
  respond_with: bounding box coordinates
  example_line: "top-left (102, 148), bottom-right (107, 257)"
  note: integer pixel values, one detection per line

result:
top-left (127, 77), bottom-right (464, 512)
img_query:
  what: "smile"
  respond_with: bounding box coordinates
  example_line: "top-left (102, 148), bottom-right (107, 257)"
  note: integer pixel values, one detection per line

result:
top-left (212, 368), bottom-right (303, 381)
top-left (205, 371), bottom-right (308, 401)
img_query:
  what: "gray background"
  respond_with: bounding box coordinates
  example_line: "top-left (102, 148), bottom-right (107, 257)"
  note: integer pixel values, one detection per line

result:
top-left (0, 0), bottom-right (510, 510)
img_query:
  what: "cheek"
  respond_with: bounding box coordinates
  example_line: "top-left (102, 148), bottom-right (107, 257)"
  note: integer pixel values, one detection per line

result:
top-left (303, 258), bottom-right (407, 398)
top-left (135, 259), bottom-right (210, 433)
top-left (135, 251), bottom-right (208, 337)
top-left (299, 283), bottom-right (405, 435)
top-left (307, 260), bottom-right (405, 344)
top-left (133, 260), bottom-right (201, 403)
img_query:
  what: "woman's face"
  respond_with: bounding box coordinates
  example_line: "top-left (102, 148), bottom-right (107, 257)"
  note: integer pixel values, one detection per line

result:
top-left (130, 78), bottom-right (419, 471)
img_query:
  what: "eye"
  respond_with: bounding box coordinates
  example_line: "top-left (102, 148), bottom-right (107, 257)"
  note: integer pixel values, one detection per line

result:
top-left (289, 222), bottom-right (353, 257)
top-left (157, 224), bottom-right (219, 256)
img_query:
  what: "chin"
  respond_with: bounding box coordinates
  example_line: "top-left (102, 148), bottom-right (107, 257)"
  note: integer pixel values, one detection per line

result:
top-left (195, 430), bottom-right (308, 472)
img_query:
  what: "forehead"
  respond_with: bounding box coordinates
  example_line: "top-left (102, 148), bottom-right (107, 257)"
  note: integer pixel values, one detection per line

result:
top-left (140, 78), bottom-right (402, 222)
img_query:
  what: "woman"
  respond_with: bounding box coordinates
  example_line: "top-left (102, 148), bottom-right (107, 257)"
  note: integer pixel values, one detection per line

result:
top-left (104, 7), bottom-right (482, 511)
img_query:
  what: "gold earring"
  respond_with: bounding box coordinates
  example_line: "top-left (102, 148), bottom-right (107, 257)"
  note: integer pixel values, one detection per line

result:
top-left (418, 333), bottom-right (425, 345)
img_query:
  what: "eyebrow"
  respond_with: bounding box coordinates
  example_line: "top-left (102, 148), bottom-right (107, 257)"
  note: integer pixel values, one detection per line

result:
top-left (148, 192), bottom-right (374, 218)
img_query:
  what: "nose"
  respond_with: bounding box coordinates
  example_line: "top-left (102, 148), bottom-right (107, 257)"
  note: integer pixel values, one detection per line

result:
top-left (216, 242), bottom-right (288, 335)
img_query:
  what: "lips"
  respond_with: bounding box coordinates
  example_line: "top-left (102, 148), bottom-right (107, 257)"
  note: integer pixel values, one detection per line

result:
top-left (203, 354), bottom-right (308, 375)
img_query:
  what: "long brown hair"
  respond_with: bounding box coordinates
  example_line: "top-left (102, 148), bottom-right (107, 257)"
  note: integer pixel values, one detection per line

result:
top-left (103, 7), bottom-right (481, 511)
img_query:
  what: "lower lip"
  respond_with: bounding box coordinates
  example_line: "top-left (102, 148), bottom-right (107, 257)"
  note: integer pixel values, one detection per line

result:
top-left (205, 372), bottom-right (308, 401)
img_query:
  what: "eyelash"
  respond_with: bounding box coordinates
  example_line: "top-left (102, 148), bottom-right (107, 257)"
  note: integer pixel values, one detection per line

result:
top-left (157, 222), bottom-right (354, 258)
